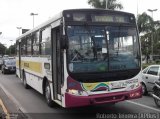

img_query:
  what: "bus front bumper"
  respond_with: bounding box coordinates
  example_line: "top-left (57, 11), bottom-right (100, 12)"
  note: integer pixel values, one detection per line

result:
top-left (65, 86), bottom-right (142, 108)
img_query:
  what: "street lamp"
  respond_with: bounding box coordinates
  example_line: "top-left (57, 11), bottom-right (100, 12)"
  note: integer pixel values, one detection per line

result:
top-left (148, 9), bottom-right (158, 20)
top-left (147, 9), bottom-right (158, 61)
top-left (30, 13), bottom-right (38, 28)
top-left (16, 27), bottom-right (22, 36)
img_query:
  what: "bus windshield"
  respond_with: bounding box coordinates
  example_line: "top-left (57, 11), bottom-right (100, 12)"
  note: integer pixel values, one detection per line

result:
top-left (67, 25), bottom-right (140, 73)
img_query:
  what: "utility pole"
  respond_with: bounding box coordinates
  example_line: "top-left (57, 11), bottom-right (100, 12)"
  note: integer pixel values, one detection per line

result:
top-left (100, 0), bottom-right (108, 9)
top-left (106, 0), bottom-right (108, 9)
top-left (147, 9), bottom-right (158, 61)
top-left (10, 40), bottom-right (13, 55)
top-left (137, 0), bottom-right (139, 17)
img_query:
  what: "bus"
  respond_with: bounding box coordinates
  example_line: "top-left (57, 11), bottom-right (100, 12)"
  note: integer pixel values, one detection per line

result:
top-left (16, 9), bottom-right (142, 108)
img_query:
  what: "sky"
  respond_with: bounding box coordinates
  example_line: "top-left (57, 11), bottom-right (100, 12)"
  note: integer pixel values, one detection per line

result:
top-left (0, 0), bottom-right (160, 47)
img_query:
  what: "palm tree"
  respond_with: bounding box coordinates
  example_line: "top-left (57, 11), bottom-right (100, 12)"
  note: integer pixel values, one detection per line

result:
top-left (137, 13), bottom-right (153, 63)
top-left (88, 0), bottom-right (123, 10)
top-left (137, 13), bottom-right (160, 62)
top-left (137, 12), bottom-right (153, 34)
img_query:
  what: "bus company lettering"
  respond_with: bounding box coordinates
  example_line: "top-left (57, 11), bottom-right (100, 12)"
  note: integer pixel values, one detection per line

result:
top-left (24, 62), bottom-right (29, 68)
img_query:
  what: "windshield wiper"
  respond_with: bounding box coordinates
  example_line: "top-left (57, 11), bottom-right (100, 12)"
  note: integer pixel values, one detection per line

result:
top-left (91, 36), bottom-right (98, 60)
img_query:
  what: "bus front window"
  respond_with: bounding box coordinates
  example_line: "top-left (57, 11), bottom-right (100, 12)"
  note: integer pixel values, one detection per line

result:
top-left (67, 26), bottom-right (140, 73)
top-left (106, 26), bottom-right (140, 71)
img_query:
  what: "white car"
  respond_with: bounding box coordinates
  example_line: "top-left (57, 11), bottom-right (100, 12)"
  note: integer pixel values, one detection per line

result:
top-left (141, 65), bottom-right (160, 95)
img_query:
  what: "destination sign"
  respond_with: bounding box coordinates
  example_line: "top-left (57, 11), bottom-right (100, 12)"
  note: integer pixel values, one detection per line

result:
top-left (91, 14), bottom-right (130, 23)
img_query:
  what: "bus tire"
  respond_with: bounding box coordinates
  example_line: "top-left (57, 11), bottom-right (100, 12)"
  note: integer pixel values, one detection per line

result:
top-left (45, 81), bottom-right (54, 107)
top-left (22, 71), bottom-right (29, 89)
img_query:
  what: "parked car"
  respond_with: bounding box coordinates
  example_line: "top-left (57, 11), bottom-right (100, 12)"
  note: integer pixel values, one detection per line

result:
top-left (3, 55), bottom-right (9, 60)
top-left (141, 65), bottom-right (160, 95)
top-left (1, 58), bottom-right (16, 74)
top-left (0, 55), bottom-right (3, 69)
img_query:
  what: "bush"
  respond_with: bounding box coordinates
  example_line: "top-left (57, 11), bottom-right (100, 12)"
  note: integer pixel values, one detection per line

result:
top-left (142, 64), bottom-right (150, 69)
top-left (142, 62), bottom-right (160, 69)
top-left (155, 60), bottom-right (160, 63)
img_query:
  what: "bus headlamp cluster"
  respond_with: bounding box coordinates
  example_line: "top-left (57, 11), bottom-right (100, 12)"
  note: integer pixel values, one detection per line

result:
top-left (126, 79), bottom-right (140, 90)
top-left (68, 89), bottom-right (88, 96)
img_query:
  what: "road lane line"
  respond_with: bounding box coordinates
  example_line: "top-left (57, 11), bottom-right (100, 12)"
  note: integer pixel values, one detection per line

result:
top-left (127, 100), bottom-right (160, 112)
top-left (0, 98), bottom-right (10, 119)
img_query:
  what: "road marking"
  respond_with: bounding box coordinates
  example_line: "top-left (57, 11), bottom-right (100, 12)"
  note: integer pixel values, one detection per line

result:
top-left (0, 83), bottom-right (27, 113)
top-left (0, 98), bottom-right (10, 119)
top-left (127, 100), bottom-right (160, 112)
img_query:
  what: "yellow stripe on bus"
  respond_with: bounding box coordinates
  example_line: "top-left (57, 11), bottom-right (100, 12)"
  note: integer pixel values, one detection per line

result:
top-left (16, 60), bottom-right (42, 74)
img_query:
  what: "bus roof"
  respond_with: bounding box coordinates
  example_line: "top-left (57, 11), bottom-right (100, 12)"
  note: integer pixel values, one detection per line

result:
top-left (16, 11), bottom-right (63, 41)
top-left (16, 9), bottom-right (135, 41)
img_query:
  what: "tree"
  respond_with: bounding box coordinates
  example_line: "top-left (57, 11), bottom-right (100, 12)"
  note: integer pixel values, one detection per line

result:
top-left (88, 0), bottom-right (123, 10)
top-left (0, 43), bottom-right (7, 55)
top-left (8, 43), bottom-right (16, 56)
top-left (137, 13), bottom-right (160, 63)
top-left (137, 12), bottom-right (153, 34)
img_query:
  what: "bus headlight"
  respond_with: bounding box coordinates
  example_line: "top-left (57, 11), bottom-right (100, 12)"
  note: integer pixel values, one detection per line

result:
top-left (126, 79), bottom-right (140, 90)
top-left (68, 89), bottom-right (88, 96)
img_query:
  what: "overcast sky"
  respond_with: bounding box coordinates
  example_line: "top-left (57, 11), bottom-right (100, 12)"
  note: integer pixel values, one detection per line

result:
top-left (0, 0), bottom-right (160, 47)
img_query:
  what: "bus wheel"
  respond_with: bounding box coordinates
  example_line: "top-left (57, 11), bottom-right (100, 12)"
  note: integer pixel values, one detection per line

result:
top-left (23, 71), bottom-right (29, 89)
top-left (45, 81), bottom-right (54, 107)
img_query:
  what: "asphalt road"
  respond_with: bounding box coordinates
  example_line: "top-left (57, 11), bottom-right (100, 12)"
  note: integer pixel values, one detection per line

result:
top-left (0, 72), bottom-right (160, 119)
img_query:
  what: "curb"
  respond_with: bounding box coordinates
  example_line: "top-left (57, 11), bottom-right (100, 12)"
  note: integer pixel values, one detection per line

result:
top-left (0, 98), bottom-right (10, 119)
top-left (0, 85), bottom-right (30, 119)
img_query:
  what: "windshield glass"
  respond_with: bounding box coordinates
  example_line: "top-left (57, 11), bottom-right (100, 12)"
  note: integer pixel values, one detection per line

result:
top-left (67, 25), bottom-right (140, 73)
top-left (4, 59), bottom-right (16, 66)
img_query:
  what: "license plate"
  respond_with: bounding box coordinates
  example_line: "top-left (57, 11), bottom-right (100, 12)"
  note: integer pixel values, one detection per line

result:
top-left (111, 82), bottom-right (126, 89)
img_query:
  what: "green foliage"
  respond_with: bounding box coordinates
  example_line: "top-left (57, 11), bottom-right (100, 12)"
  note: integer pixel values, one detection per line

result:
top-left (88, 0), bottom-right (123, 10)
top-left (0, 43), bottom-right (7, 55)
top-left (142, 63), bottom-right (151, 69)
top-left (137, 13), bottom-right (160, 58)
top-left (0, 43), bottom-right (16, 56)
top-left (142, 62), bottom-right (160, 69)
top-left (137, 12), bottom-right (153, 34)
top-left (8, 43), bottom-right (16, 56)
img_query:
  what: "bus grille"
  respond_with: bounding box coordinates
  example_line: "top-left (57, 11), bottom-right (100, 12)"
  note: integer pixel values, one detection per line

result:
top-left (95, 95), bottom-right (124, 103)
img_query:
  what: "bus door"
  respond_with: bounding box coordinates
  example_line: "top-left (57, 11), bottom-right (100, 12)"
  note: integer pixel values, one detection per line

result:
top-left (51, 28), bottom-right (63, 101)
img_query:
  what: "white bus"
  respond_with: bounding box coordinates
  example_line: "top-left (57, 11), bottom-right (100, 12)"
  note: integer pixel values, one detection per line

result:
top-left (16, 9), bottom-right (142, 108)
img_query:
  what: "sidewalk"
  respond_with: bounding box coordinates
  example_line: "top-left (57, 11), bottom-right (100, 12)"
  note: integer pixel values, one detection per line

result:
top-left (0, 86), bottom-right (28, 119)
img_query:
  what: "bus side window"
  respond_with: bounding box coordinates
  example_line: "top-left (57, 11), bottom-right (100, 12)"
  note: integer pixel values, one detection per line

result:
top-left (26, 36), bottom-right (32, 56)
top-left (16, 41), bottom-right (19, 56)
top-left (41, 27), bottom-right (51, 56)
top-left (21, 38), bottom-right (27, 56)
top-left (33, 31), bottom-right (40, 56)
